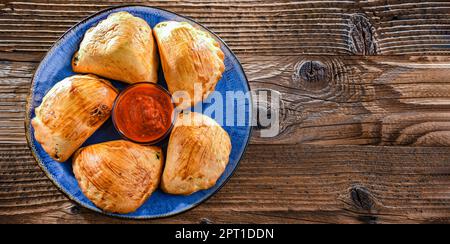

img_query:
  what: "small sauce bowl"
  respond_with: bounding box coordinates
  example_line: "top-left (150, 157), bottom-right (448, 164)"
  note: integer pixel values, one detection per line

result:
top-left (112, 82), bottom-right (175, 145)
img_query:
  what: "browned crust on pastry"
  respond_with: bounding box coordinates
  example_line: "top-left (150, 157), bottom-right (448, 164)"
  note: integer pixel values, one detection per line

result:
top-left (153, 21), bottom-right (225, 109)
top-left (31, 74), bottom-right (117, 162)
top-left (161, 112), bottom-right (231, 195)
top-left (72, 11), bottom-right (159, 84)
top-left (73, 140), bottom-right (164, 214)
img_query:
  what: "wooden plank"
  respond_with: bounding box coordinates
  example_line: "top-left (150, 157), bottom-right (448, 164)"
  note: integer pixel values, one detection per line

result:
top-left (0, 143), bottom-right (449, 224)
top-left (0, 60), bottom-right (30, 144)
top-left (4, 56), bottom-right (450, 146)
top-left (1, 0), bottom-right (450, 59)
top-left (250, 55), bottom-right (450, 145)
top-left (1, 0), bottom-right (450, 224)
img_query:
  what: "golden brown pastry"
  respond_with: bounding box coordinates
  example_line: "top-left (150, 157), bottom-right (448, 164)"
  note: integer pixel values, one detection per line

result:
top-left (31, 74), bottom-right (117, 162)
top-left (153, 21), bottom-right (225, 109)
top-left (73, 140), bottom-right (163, 214)
top-left (161, 112), bottom-right (231, 195)
top-left (72, 11), bottom-right (159, 84)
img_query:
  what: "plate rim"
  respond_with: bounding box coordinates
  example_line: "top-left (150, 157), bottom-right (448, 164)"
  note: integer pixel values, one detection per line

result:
top-left (24, 4), bottom-right (253, 220)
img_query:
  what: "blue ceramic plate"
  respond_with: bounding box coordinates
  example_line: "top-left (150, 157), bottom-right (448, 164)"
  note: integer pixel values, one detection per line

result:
top-left (25, 5), bottom-right (252, 219)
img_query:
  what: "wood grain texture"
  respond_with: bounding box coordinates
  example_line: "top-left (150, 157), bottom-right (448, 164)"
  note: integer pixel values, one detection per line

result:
top-left (0, 0), bottom-right (450, 224)
top-left (1, 144), bottom-right (449, 224)
top-left (1, 0), bottom-right (450, 60)
top-left (3, 57), bottom-right (450, 146)
top-left (1, 56), bottom-right (450, 223)
top-left (251, 55), bottom-right (450, 145)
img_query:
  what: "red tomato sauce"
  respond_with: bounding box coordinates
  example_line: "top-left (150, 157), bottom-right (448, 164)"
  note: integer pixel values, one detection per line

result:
top-left (113, 83), bottom-right (174, 144)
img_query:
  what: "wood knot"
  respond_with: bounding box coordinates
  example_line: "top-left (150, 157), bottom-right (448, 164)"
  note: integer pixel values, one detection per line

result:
top-left (350, 186), bottom-right (375, 211)
top-left (293, 60), bottom-right (330, 90)
top-left (348, 13), bottom-right (378, 55)
top-left (200, 218), bottom-right (213, 224)
top-left (357, 215), bottom-right (378, 224)
top-left (69, 204), bottom-right (81, 214)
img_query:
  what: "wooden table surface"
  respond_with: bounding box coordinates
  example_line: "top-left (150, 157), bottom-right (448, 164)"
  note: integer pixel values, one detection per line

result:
top-left (1, 0), bottom-right (450, 224)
